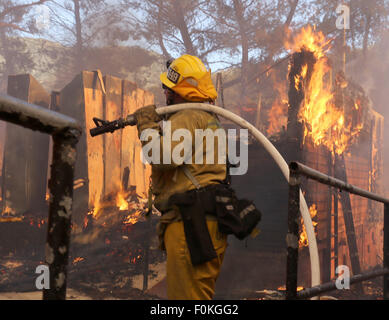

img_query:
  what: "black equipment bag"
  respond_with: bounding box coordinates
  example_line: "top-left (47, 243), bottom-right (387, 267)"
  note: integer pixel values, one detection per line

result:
top-left (213, 185), bottom-right (262, 240)
top-left (168, 184), bottom-right (262, 266)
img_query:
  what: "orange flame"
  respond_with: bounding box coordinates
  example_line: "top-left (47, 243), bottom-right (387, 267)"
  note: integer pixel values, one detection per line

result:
top-left (267, 71), bottom-right (289, 135)
top-left (116, 190), bottom-right (129, 211)
top-left (72, 257), bottom-right (84, 265)
top-left (286, 26), bottom-right (363, 156)
top-left (124, 210), bottom-right (142, 225)
top-left (1, 206), bottom-right (16, 216)
top-left (278, 285), bottom-right (304, 291)
top-left (299, 204), bottom-right (318, 248)
top-left (88, 202), bottom-right (101, 218)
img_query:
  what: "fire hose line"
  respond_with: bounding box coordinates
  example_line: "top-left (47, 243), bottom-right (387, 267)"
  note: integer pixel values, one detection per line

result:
top-left (153, 103), bottom-right (321, 292)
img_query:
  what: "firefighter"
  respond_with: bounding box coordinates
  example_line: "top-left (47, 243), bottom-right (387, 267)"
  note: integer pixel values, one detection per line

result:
top-left (133, 54), bottom-right (228, 300)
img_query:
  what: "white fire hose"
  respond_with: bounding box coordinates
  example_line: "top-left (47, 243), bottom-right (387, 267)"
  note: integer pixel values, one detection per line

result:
top-left (154, 103), bottom-right (321, 293)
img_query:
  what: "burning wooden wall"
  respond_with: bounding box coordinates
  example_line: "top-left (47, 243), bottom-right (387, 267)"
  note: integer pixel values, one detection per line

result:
top-left (293, 69), bottom-right (385, 286)
top-left (267, 27), bottom-right (384, 286)
top-left (218, 99), bottom-right (384, 295)
top-left (217, 27), bottom-right (385, 296)
top-left (58, 71), bottom-right (154, 225)
top-left (0, 72), bottom-right (159, 295)
top-left (0, 72), bottom-right (154, 240)
top-left (1, 74), bottom-right (50, 216)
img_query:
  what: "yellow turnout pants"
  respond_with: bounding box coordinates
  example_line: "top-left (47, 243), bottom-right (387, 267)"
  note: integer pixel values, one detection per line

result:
top-left (164, 219), bottom-right (227, 300)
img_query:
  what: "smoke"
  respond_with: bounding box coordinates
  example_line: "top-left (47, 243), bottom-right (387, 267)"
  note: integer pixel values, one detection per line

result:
top-left (347, 31), bottom-right (389, 197)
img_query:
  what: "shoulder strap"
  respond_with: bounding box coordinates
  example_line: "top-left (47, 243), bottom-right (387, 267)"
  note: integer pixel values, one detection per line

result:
top-left (182, 166), bottom-right (202, 190)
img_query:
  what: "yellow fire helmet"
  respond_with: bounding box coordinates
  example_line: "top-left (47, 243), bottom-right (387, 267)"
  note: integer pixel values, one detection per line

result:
top-left (160, 54), bottom-right (218, 102)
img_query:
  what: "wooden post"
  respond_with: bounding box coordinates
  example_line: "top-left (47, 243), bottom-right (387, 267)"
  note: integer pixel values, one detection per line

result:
top-left (255, 94), bottom-right (262, 130)
top-left (335, 153), bottom-right (363, 292)
top-left (287, 50), bottom-right (315, 143)
top-left (323, 151), bottom-right (332, 283)
top-left (384, 203), bottom-right (389, 300)
top-left (333, 188), bottom-right (339, 278)
top-left (216, 73), bottom-right (225, 109)
top-left (286, 167), bottom-right (301, 300)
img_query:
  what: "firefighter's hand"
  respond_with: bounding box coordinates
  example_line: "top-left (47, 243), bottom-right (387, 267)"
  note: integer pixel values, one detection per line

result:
top-left (134, 104), bottom-right (161, 137)
top-left (134, 105), bottom-right (161, 124)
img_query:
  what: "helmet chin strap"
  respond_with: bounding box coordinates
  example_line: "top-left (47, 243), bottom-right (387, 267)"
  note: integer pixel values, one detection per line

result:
top-left (166, 97), bottom-right (175, 106)
top-left (165, 88), bottom-right (176, 105)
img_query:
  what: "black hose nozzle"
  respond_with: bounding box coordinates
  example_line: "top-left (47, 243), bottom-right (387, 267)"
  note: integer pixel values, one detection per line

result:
top-left (89, 114), bottom-right (137, 137)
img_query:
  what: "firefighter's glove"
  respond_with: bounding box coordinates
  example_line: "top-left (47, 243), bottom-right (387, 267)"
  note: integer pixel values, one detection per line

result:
top-left (134, 104), bottom-right (161, 138)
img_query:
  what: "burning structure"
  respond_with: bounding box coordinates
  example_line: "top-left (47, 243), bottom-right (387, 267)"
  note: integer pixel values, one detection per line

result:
top-left (0, 71), bottom-right (164, 298)
top-left (0, 26), bottom-right (385, 300)
top-left (215, 26), bottom-right (384, 297)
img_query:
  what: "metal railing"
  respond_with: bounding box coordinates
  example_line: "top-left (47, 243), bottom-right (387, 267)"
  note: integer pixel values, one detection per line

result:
top-left (286, 161), bottom-right (389, 300)
top-left (0, 94), bottom-right (82, 300)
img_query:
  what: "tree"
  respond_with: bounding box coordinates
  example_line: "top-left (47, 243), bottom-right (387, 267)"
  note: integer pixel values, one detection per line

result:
top-left (201, 0), bottom-right (300, 105)
top-left (0, 0), bottom-right (51, 91)
top-left (306, 0), bottom-right (389, 65)
top-left (124, 0), bottom-right (221, 63)
top-left (44, 0), bottom-right (131, 81)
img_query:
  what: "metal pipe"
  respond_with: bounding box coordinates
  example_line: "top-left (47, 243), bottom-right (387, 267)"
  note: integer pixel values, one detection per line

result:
top-left (333, 190), bottom-right (339, 277)
top-left (290, 162), bottom-right (389, 204)
top-left (43, 130), bottom-right (80, 300)
top-left (297, 268), bottom-right (389, 300)
top-left (286, 168), bottom-right (301, 300)
top-left (384, 204), bottom-right (389, 300)
top-left (0, 94), bottom-right (79, 134)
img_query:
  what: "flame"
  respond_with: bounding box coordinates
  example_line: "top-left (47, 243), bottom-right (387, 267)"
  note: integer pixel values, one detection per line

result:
top-left (116, 190), bottom-right (129, 211)
top-left (124, 210), bottom-right (142, 225)
top-left (267, 71), bottom-right (289, 135)
top-left (278, 285), bottom-right (304, 291)
top-left (285, 25), bottom-right (332, 59)
top-left (88, 202), bottom-right (101, 218)
top-left (72, 257), bottom-right (84, 265)
top-left (299, 204), bottom-right (318, 247)
top-left (85, 188), bottom-right (146, 227)
top-left (0, 216), bottom-right (23, 222)
top-left (267, 101), bottom-right (288, 135)
top-left (294, 65), bottom-right (308, 91)
top-left (2, 206), bottom-right (16, 216)
top-left (286, 26), bottom-right (364, 156)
